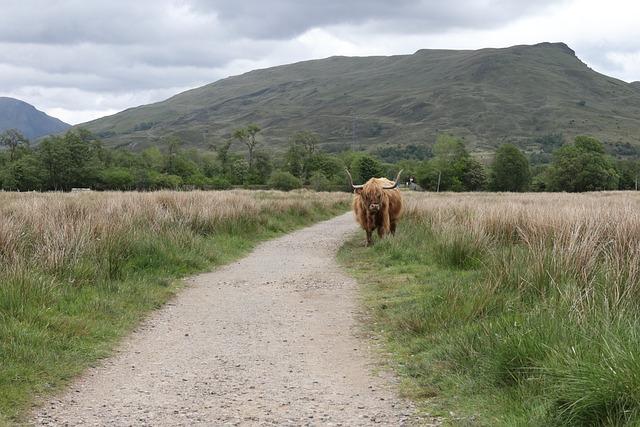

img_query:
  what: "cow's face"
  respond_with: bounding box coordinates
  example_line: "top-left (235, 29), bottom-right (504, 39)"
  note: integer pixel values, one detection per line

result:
top-left (357, 186), bottom-right (383, 213)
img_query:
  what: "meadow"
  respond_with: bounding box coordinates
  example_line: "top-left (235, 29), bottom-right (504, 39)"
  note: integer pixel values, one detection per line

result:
top-left (0, 189), bottom-right (349, 422)
top-left (340, 191), bottom-right (640, 425)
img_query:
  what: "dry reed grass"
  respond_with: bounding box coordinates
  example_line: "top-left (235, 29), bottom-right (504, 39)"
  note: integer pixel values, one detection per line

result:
top-left (0, 189), bottom-right (349, 422)
top-left (402, 191), bottom-right (640, 312)
top-left (0, 189), bottom-right (350, 274)
top-left (342, 191), bottom-right (640, 424)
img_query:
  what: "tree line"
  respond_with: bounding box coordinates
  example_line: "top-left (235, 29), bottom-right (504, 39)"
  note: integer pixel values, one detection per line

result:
top-left (0, 126), bottom-right (637, 192)
top-left (408, 133), bottom-right (630, 192)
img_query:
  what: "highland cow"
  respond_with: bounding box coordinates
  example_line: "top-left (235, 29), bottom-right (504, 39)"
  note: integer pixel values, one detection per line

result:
top-left (347, 169), bottom-right (403, 246)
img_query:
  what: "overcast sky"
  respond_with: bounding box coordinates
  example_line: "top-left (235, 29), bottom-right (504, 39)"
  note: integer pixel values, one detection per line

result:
top-left (1, 0), bottom-right (639, 125)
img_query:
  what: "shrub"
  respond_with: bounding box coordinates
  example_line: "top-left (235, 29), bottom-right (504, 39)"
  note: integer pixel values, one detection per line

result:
top-left (268, 171), bottom-right (302, 191)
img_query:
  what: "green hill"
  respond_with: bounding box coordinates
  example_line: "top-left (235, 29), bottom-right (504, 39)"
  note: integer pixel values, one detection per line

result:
top-left (0, 97), bottom-right (70, 140)
top-left (80, 42), bottom-right (640, 157)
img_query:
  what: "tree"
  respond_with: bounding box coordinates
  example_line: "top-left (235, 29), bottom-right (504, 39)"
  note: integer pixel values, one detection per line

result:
top-left (0, 129), bottom-right (28, 161)
top-left (165, 136), bottom-right (184, 175)
top-left (490, 144), bottom-right (531, 191)
top-left (213, 140), bottom-right (234, 177)
top-left (285, 131), bottom-right (320, 181)
top-left (233, 124), bottom-right (261, 173)
top-left (417, 134), bottom-right (486, 191)
top-left (247, 151), bottom-right (272, 184)
top-left (352, 154), bottom-right (384, 183)
top-left (230, 159), bottom-right (249, 185)
top-left (547, 136), bottom-right (619, 192)
top-left (462, 157), bottom-right (488, 191)
top-left (284, 142), bottom-right (306, 179)
top-left (100, 167), bottom-right (135, 190)
top-left (616, 159), bottom-right (640, 190)
top-left (291, 131), bottom-right (318, 157)
top-left (309, 171), bottom-right (331, 191)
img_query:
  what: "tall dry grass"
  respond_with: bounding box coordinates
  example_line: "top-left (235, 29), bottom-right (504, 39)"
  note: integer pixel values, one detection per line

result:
top-left (403, 192), bottom-right (640, 314)
top-left (0, 189), bottom-right (349, 422)
top-left (0, 190), bottom-right (349, 275)
top-left (344, 191), bottom-right (640, 425)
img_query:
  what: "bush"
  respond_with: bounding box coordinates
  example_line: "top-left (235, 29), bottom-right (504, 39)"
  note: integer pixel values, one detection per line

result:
top-left (309, 171), bottom-right (332, 191)
top-left (268, 171), bottom-right (302, 191)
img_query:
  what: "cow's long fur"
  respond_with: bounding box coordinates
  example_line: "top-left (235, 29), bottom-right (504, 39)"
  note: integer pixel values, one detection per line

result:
top-left (352, 177), bottom-right (403, 246)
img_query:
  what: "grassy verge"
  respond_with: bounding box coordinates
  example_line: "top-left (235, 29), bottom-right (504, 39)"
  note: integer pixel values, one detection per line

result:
top-left (0, 190), bottom-right (349, 423)
top-left (339, 192), bottom-right (640, 426)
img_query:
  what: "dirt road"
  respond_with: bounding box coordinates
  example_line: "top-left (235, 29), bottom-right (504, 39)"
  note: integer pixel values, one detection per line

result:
top-left (32, 212), bottom-right (426, 426)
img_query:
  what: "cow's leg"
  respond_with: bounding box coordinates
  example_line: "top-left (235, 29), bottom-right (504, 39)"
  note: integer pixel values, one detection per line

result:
top-left (377, 226), bottom-right (385, 238)
top-left (390, 221), bottom-right (397, 236)
top-left (381, 207), bottom-right (391, 238)
top-left (366, 229), bottom-right (373, 246)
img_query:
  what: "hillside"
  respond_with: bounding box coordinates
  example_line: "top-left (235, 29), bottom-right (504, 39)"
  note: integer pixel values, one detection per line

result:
top-left (81, 43), bottom-right (640, 156)
top-left (0, 97), bottom-right (70, 140)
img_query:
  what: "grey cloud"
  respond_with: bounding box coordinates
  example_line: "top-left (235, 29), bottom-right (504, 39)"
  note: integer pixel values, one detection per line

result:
top-left (0, 0), bottom-right (208, 44)
top-left (0, 0), bottom-right (593, 124)
top-left (190, 0), bottom-right (567, 39)
top-left (0, 0), bottom-right (568, 45)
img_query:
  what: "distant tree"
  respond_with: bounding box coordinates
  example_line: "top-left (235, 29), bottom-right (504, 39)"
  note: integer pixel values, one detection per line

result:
top-left (37, 130), bottom-right (104, 190)
top-left (268, 171), bottom-right (302, 191)
top-left (284, 142), bottom-right (306, 179)
top-left (165, 136), bottom-right (184, 175)
top-left (214, 140), bottom-right (234, 176)
top-left (490, 144), bottom-right (531, 191)
top-left (0, 129), bottom-right (29, 161)
top-left (233, 124), bottom-right (261, 172)
top-left (141, 147), bottom-right (165, 172)
top-left (462, 157), bottom-right (488, 191)
top-left (307, 152), bottom-right (342, 181)
top-left (1, 153), bottom-right (43, 191)
top-left (530, 164), bottom-right (550, 192)
top-left (283, 131), bottom-right (321, 182)
top-left (291, 131), bottom-right (319, 156)
top-left (352, 154), bottom-right (384, 183)
top-left (547, 136), bottom-right (619, 192)
top-left (616, 159), bottom-right (640, 190)
top-left (230, 159), bottom-right (249, 185)
top-left (417, 134), bottom-right (486, 191)
top-left (309, 171), bottom-right (332, 191)
top-left (100, 167), bottom-right (135, 190)
top-left (247, 151), bottom-right (272, 184)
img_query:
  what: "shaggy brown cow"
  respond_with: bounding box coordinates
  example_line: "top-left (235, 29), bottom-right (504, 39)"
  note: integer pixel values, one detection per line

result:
top-left (347, 169), bottom-right (403, 246)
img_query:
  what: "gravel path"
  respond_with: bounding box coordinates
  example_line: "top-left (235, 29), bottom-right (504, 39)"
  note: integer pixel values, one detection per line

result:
top-left (32, 212), bottom-right (431, 426)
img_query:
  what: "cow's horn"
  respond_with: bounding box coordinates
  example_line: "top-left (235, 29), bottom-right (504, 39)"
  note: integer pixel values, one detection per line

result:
top-left (383, 169), bottom-right (404, 189)
top-left (345, 169), bottom-right (364, 189)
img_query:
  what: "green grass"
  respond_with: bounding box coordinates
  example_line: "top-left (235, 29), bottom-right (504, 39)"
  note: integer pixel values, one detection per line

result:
top-left (0, 194), bottom-right (348, 423)
top-left (339, 216), bottom-right (640, 426)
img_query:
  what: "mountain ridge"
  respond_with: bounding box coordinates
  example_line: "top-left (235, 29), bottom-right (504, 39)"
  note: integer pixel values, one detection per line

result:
top-left (0, 97), bottom-right (71, 140)
top-left (80, 43), bottom-right (640, 156)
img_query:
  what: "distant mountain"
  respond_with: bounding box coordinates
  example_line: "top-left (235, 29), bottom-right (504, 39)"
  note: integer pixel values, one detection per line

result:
top-left (80, 43), bottom-right (640, 156)
top-left (0, 97), bottom-right (70, 140)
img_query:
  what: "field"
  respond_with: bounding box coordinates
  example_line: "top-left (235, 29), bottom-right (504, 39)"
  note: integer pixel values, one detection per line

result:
top-left (340, 191), bottom-right (640, 425)
top-left (0, 189), bottom-right (350, 422)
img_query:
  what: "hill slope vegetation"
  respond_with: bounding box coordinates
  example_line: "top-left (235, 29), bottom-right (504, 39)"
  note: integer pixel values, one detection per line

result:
top-left (81, 43), bottom-right (640, 155)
